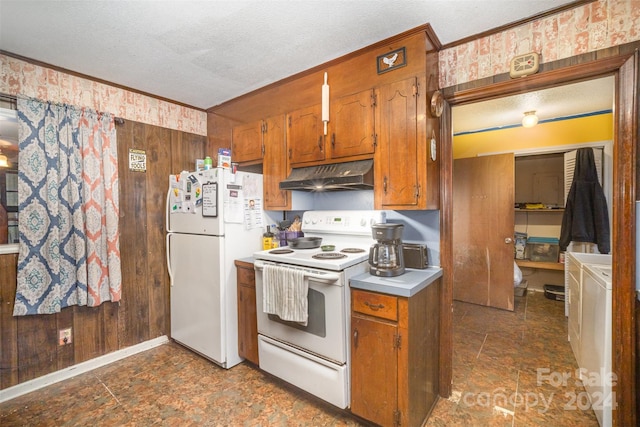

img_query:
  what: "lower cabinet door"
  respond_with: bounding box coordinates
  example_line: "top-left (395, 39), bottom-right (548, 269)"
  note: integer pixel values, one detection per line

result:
top-left (237, 283), bottom-right (259, 364)
top-left (350, 315), bottom-right (398, 426)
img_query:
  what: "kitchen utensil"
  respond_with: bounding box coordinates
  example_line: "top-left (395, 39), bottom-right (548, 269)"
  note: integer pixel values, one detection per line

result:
top-left (288, 237), bottom-right (322, 249)
top-left (278, 220), bottom-right (292, 230)
top-left (288, 216), bottom-right (302, 232)
top-left (321, 244), bottom-right (335, 252)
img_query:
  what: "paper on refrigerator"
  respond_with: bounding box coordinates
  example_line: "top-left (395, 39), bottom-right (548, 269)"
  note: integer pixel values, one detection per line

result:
top-left (243, 197), bottom-right (263, 229)
top-left (223, 172), bottom-right (263, 229)
top-left (242, 173), bottom-right (264, 230)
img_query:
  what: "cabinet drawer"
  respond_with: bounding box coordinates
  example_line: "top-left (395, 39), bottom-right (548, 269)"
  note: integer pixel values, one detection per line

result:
top-left (237, 266), bottom-right (255, 286)
top-left (352, 289), bottom-right (397, 321)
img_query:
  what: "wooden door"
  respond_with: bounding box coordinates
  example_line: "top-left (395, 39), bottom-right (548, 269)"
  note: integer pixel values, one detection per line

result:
top-left (375, 77), bottom-right (419, 207)
top-left (351, 315), bottom-right (397, 426)
top-left (232, 120), bottom-right (263, 164)
top-left (286, 104), bottom-right (325, 165)
top-left (329, 89), bottom-right (375, 159)
top-left (453, 153), bottom-right (515, 311)
top-left (262, 115), bottom-right (289, 210)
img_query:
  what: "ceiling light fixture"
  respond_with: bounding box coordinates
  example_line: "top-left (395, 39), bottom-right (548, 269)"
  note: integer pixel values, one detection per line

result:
top-left (522, 110), bottom-right (539, 128)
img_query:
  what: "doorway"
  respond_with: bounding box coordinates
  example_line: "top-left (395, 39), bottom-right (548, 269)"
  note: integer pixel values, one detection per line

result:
top-left (452, 76), bottom-right (614, 307)
top-left (440, 54), bottom-right (638, 426)
top-left (450, 141), bottom-right (615, 423)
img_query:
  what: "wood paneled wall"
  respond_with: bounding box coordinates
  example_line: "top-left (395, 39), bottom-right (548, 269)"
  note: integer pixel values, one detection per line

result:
top-left (0, 121), bottom-right (206, 390)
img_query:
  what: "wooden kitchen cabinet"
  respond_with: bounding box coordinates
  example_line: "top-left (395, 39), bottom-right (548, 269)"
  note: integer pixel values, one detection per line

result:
top-left (351, 291), bottom-right (399, 427)
top-left (232, 120), bottom-right (264, 164)
top-left (286, 104), bottom-right (325, 166)
top-left (328, 89), bottom-right (375, 160)
top-left (350, 279), bottom-right (440, 427)
top-left (287, 90), bottom-right (375, 167)
top-left (262, 115), bottom-right (290, 210)
top-left (233, 115), bottom-right (290, 210)
top-left (374, 75), bottom-right (438, 210)
top-left (210, 29), bottom-right (441, 210)
top-left (235, 260), bottom-right (259, 365)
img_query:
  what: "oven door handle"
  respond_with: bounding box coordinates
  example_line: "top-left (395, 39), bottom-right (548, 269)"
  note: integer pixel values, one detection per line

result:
top-left (254, 260), bottom-right (341, 284)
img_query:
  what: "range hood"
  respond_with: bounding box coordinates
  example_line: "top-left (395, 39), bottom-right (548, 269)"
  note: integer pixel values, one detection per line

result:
top-left (279, 160), bottom-right (373, 192)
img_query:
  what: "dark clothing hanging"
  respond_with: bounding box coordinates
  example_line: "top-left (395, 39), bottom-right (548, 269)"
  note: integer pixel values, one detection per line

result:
top-left (559, 148), bottom-right (610, 254)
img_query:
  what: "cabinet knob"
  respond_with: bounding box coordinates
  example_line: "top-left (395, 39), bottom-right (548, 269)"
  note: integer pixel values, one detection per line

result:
top-left (505, 237), bottom-right (514, 244)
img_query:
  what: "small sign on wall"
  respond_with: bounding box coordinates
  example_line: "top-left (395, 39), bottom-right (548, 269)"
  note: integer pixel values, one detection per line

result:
top-left (377, 47), bottom-right (406, 74)
top-left (129, 148), bottom-right (147, 172)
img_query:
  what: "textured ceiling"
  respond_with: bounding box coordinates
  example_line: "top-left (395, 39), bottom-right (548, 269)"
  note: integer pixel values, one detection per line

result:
top-left (0, 0), bottom-right (577, 110)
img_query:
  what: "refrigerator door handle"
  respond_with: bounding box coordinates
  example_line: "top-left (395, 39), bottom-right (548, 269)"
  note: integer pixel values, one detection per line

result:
top-left (166, 232), bottom-right (174, 285)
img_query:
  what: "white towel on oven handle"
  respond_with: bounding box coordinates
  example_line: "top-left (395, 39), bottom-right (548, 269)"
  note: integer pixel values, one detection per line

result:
top-left (263, 264), bottom-right (308, 326)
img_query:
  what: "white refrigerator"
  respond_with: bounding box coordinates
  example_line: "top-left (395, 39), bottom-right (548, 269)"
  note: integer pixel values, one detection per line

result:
top-left (166, 167), bottom-right (269, 368)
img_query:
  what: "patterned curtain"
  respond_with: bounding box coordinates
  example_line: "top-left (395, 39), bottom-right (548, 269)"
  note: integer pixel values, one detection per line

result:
top-left (13, 98), bottom-right (121, 315)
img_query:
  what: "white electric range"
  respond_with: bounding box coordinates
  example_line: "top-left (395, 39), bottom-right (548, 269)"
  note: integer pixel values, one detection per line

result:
top-left (252, 210), bottom-right (386, 409)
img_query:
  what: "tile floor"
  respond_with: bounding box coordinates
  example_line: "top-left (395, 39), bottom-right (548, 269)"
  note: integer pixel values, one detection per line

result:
top-left (1, 291), bottom-right (599, 426)
top-left (426, 290), bottom-right (599, 426)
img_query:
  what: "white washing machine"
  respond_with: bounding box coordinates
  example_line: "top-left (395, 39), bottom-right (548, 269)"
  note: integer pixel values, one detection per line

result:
top-left (581, 263), bottom-right (613, 427)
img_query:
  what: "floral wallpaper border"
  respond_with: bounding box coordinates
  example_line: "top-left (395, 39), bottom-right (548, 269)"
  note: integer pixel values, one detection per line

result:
top-left (439, 0), bottom-right (640, 88)
top-left (0, 54), bottom-right (207, 136)
top-left (2, 0), bottom-right (637, 129)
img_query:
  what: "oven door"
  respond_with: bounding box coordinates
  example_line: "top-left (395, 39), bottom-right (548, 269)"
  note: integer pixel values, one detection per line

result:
top-left (254, 260), bottom-right (348, 364)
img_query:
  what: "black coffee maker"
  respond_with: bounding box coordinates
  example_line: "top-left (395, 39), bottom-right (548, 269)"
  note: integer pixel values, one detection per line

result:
top-left (369, 223), bottom-right (405, 277)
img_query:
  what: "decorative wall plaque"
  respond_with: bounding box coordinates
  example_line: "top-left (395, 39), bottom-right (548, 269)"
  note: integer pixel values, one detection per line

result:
top-left (128, 148), bottom-right (147, 172)
top-left (377, 47), bottom-right (406, 74)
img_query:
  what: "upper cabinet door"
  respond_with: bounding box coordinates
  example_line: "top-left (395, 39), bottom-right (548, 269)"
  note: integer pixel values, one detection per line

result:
top-left (263, 115), bottom-right (290, 210)
top-left (287, 104), bottom-right (325, 165)
top-left (329, 89), bottom-right (375, 159)
top-left (232, 120), bottom-right (263, 164)
top-left (375, 77), bottom-right (420, 208)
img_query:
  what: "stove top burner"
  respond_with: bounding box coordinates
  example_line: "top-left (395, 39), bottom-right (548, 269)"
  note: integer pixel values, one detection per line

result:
top-left (269, 248), bottom-right (294, 254)
top-left (341, 248), bottom-right (366, 254)
top-left (312, 252), bottom-right (347, 260)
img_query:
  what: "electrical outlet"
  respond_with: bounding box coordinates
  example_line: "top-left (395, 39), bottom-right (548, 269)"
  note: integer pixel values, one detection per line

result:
top-left (59, 327), bottom-right (72, 346)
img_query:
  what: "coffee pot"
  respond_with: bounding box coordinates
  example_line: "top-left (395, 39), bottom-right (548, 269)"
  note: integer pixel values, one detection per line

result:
top-left (369, 223), bottom-right (405, 277)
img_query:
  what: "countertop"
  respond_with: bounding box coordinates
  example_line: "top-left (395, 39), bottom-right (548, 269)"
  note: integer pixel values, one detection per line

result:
top-left (350, 267), bottom-right (443, 297)
top-left (235, 256), bottom-right (255, 265)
